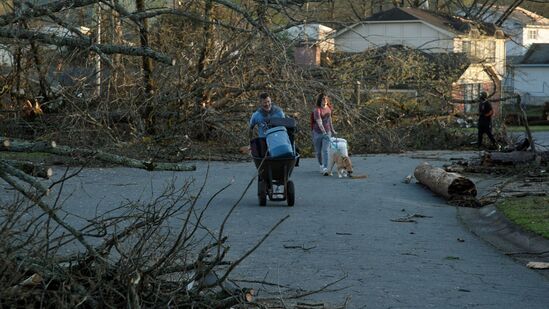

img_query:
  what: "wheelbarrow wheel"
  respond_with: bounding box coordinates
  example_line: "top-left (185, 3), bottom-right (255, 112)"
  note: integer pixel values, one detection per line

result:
top-left (258, 180), bottom-right (267, 206)
top-left (286, 180), bottom-right (295, 206)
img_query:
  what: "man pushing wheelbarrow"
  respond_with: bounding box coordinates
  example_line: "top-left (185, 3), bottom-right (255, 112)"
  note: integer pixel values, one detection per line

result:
top-left (248, 93), bottom-right (299, 206)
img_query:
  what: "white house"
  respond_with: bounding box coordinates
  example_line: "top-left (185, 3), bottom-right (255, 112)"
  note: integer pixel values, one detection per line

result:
top-left (467, 6), bottom-right (549, 57)
top-left (333, 7), bottom-right (506, 77)
top-left (334, 8), bottom-right (455, 53)
top-left (332, 7), bottom-right (506, 114)
top-left (467, 6), bottom-right (549, 101)
top-left (509, 43), bottom-right (549, 105)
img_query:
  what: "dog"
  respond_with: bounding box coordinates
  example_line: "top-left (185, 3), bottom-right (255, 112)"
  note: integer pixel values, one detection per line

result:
top-left (327, 142), bottom-right (353, 178)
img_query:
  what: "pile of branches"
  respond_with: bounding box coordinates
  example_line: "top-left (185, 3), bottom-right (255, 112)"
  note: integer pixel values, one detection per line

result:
top-left (0, 0), bottom-right (491, 157)
top-left (0, 161), bottom-right (287, 307)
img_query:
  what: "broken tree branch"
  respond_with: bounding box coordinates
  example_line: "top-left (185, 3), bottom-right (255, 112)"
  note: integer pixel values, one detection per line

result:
top-left (0, 28), bottom-right (174, 65)
top-left (2, 159), bottom-right (53, 179)
top-left (0, 137), bottom-right (195, 171)
top-left (0, 160), bottom-right (49, 195)
top-left (0, 170), bottom-right (100, 256)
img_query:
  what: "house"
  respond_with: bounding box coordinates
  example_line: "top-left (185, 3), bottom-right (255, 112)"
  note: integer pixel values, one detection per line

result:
top-left (508, 43), bottom-right (549, 105)
top-left (464, 6), bottom-right (549, 57)
top-left (283, 23), bottom-right (335, 66)
top-left (468, 6), bottom-right (549, 100)
top-left (332, 7), bottom-right (506, 115)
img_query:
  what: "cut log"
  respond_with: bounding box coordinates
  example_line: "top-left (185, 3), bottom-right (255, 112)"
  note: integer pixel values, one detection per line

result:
top-left (3, 159), bottom-right (53, 179)
top-left (0, 138), bottom-right (56, 152)
top-left (0, 161), bottom-right (49, 195)
top-left (0, 137), bottom-right (195, 171)
top-left (414, 162), bottom-right (477, 199)
top-left (483, 151), bottom-right (549, 165)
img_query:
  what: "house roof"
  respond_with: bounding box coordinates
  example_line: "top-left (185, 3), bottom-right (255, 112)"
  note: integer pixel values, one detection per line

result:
top-left (334, 7), bottom-right (499, 38)
top-left (507, 55), bottom-right (524, 65)
top-left (520, 43), bottom-right (549, 64)
top-left (491, 6), bottom-right (549, 26)
top-left (284, 23), bottom-right (335, 42)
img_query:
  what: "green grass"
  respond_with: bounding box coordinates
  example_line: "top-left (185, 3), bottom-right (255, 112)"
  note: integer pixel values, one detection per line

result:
top-left (496, 196), bottom-right (549, 239)
top-left (455, 125), bottom-right (549, 134)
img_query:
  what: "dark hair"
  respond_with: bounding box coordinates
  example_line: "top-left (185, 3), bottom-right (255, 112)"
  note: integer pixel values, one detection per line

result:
top-left (479, 92), bottom-right (487, 99)
top-left (259, 92), bottom-right (269, 100)
top-left (316, 93), bottom-right (327, 107)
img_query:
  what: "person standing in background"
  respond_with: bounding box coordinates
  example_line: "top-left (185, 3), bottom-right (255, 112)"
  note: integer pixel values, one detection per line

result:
top-left (477, 91), bottom-right (497, 150)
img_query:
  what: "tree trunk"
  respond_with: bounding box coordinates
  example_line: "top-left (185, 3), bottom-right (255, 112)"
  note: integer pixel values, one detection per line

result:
top-left (28, 32), bottom-right (52, 101)
top-left (110, 4), bottom-right (124, 95)
top-left (136, 0), bottom-right (155, 134)
top-left (483, 151), bottom-right (549, 165)
top-left (1, 138), bottom-right (196, 172)
top-left (518, 97), bottom-right (536, 152)
top-left (194, 0), bottom-right (214, 115)
top-left (3, 159), bottom-right (53, 179)
top-left (414, 162), bottom-right (477, 199)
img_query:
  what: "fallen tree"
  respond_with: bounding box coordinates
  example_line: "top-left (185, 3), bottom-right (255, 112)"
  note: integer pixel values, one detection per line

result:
top-left (1, 159), bottom-right (52, 179)
top-left (414, 162), bottom-right (477, 199)
top-left (482, 151), bottom-right (549, 166)
top-left (1, 137), bottom-right (196, 171)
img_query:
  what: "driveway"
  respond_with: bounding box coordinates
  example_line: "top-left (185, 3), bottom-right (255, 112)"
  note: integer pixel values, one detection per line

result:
top-left (2, 151), bottom-right (548, 308)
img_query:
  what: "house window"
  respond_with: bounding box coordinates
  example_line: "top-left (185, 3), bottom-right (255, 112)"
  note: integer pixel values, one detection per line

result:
top-left (461, 40), bottom-right (495, 63)
top-left (527, 29), bottom-right (538, 40)
top-left (484, 41), bottom-right (495, 62)
top-left (463, 83), bottom-right (481, 113)
top-left (462, 41), bottom-right (471, 55)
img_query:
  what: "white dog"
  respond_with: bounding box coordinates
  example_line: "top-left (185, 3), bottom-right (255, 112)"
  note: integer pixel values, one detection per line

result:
top-left (327, 138), bottom-right (353, 178)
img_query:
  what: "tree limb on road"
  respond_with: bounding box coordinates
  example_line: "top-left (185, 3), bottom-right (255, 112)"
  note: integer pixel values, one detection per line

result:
top-left (1, 137), bottom-right (195, 171)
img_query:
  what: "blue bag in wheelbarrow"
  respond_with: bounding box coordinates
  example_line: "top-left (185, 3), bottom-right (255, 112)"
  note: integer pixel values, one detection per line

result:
top-left (330, 137), bottom-right (348, 157)
top-left (265, 126), bottom-right (294, 158)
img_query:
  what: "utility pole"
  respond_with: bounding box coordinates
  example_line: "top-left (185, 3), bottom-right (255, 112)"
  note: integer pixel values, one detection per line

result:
top-left (93, 3), bottom-right (101, 98)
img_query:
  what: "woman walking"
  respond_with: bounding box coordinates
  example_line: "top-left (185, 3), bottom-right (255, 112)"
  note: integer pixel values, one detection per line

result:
top-left (312, 93), bottom-right (336, 176)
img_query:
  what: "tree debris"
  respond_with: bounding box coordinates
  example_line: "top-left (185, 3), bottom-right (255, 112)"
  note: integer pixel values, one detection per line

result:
top-left (526, 262), bottom-right (549, 269)
top-left (482, 151), bottom-right (549, 166)
top-left (2, 159), bottom-right (52, 179)
top-left (403, 174), bottom-right (413, 183)
top-left (414, 162), bottom-right (477, 199)
top-left (1, 137), bottom-right (195, 171)
top-left (391, 213), bottom-right (432, 223)
top-left (0, 171), bottom-right (282, 307)
top-left (283, 244), bottom-right (317, 251)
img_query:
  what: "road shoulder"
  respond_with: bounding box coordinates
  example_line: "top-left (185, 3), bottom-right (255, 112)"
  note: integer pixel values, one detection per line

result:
top-left (457, 205), bottom-right (549, 278)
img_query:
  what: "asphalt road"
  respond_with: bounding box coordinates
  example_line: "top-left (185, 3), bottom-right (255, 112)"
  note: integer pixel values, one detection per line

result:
top-left (3, 150), bottom-right (547, 308)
